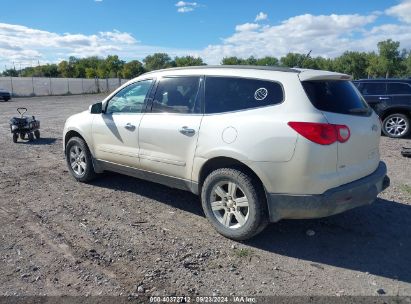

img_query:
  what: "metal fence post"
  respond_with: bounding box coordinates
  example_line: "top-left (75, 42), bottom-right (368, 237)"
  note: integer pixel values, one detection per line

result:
top-left (10, 77), bottom-right (14, 97)
top-left (67, 78), bottom-right (70, 94)
top-left (96, 77), bottom-right (100, 93)
top-left (32, 77), bottom-right (35, 96)
top-left (106, 78), bottom-right (109, 93)
top-left (81, 78), bottom-right (84, 94)
top-left (49, 77), bottom-right (52, 95)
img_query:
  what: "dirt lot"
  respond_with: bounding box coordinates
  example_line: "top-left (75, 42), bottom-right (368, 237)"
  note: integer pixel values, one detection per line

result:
top-left (0, 95), bottom-right (410, 298)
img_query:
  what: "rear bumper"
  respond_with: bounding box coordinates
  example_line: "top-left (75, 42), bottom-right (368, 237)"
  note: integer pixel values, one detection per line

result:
top-left (267, 161), bottom-right (390, 222)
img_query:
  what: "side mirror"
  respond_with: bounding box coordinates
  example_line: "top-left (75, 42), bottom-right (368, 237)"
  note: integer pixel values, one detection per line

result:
top-left (89, 102), bottom-right (103, 114)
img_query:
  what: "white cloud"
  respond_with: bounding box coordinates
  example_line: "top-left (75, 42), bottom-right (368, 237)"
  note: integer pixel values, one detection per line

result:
top-left (386, 0), bottom-right (411, 23)
top-left (99, 30), bottom-right (137, 44)
top-left (0, 23), bottom-right (196, 69)
top-left (255, 12), bottom-right (268, 22)
top-left (178, 7), bottom-right (194, 13)
top-left (175, 1), bottom-right (197, 7)
top-left (175, 1), bottom-right (199, 13)
top-left (235, 23), bottom-right (260, 32)
top-left (2, 1), bottom-right (411, 69)
top-left (201, 12), bottom-right (410, 64)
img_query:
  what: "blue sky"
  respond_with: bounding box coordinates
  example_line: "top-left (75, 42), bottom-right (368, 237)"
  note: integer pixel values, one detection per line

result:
top-left (1, 0), bottom-right (411, 69)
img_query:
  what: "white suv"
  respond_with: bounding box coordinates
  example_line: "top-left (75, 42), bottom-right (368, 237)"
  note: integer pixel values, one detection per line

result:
top-left (63, 66), bottom-right (390, 240)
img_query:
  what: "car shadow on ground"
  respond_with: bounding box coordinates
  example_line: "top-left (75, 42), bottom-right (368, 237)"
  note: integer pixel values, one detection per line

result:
top-left (91, 172), bottom-right (205, 217)
top-left (247, 197), bottom-right (411, 284)
top-left (91, 173), bottom-right (411, 284)
top-left (15, 137), bottom-right (58, 145)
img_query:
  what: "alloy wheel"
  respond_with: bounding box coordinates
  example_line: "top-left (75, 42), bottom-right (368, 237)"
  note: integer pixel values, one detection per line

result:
top-left (210, 181), bottom-right (249, 229)
top-left (385, 116), bottom-right (407, 137)
top-left (69, 145), bottom-right (87, 177)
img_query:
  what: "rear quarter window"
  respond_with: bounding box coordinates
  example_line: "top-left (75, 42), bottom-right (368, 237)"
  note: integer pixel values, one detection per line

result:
top-left (387, 83), bottom-right (411, 95)
top-left (302, 80), bottom-right (370, 116)
top-left (358, 82), bottom-right (386, 95)
top-left (204, 76), bottom-right (284, 114)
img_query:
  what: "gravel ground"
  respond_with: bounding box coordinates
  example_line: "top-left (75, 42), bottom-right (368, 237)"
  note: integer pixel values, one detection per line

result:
top-left (0, 95), bottom-right (410, 298)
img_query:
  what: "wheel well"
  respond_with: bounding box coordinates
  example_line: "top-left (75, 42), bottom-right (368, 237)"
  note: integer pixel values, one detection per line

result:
top-left (64, 131), bottom-right (85, 151)
top-left (198, 157), bottom-right (266, 196)
top-left (381, 108), bottom-right (411, 121)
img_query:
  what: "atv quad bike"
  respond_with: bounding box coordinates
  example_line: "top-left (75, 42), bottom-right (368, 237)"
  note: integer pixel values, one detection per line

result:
top-left (9, 108), bottom-right (40, 143)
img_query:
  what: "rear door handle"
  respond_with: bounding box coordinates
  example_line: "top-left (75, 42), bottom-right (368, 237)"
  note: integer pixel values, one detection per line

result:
top-left (379, 96), bottom-right (390, 100)
top-left (124, 123), bottom-right (136, 130)
top-left (179, 126), bottom-right (195, 136)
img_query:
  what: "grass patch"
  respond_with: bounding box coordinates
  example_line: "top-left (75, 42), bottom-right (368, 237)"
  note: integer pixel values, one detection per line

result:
top-left (400, 184), bottom-right (411, 196)
top-left (233, 248), bottom-right (253, 258)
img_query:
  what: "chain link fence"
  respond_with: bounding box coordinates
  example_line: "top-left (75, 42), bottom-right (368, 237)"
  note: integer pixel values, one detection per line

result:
top-left (0, 77), bottom-right (129, 97)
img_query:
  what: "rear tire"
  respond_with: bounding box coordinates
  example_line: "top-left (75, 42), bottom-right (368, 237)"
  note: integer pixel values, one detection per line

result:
top-left (65, 137), bottom-right (96, 182)
top-left (382, 113), bottom-right (410, 138)
top-left (34, 130), bottom-right (40, 139)
top-left (201, 168), bottom-right (268, 241)
top-left (12, 134), bottom-right (18, 143)
top-left (28, 133), bottom-right (34, 141)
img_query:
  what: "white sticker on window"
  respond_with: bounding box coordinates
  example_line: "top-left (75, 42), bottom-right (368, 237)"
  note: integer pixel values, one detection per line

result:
top-left (254, 88), bottom-right (268, 101)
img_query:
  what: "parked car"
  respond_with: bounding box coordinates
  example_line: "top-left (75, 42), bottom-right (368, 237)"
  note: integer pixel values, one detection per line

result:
top-left (63, 66), bottom-right (390, 240)
top-left (0, 88), bottom-right (11, 101)
top-left (353, 79), bottom-right (411, 138)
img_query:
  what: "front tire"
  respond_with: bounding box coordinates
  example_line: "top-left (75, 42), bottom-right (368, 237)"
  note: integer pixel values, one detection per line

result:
top-left (65, 137), bottom-right (96, 182)
top-left (382, 114), bottom-right (410, 138)
top-left (201, 168), bottom-right (267, 241)
top-left (34, 130), bottom-right (40, 139)
top-left (12, 134), bottom-right (18, 143)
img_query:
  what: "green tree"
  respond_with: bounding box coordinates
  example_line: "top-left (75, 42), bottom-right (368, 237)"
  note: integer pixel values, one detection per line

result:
top-left (333, 51), bottom-right (369, 79)
top-left (221, 56), bottom-right (247, 65)
top-left (312, 57), bottom-right (335, 71)
top-left (58, 60), bottom-right (74, 78)
top-left (96, 64), bottom-right (109, 78)
top-left (366, 52), bottom-right (385, 78)
top-left (85, 67), bottom-right (97, 78)
top-left (404, 51), bottom-right (411, 77)
top-left (377, 39), bottom-right (402, 78)
top-left (280, 53), bottom-right (306, 67)
top-left (174, 56), bottom-right (205, 67)
top-left (2, 68), bottom-right (18, 77)
top-left (105, 55), bottom-right (125, 77)
top-left (143, 53), bottom-right (174, 71)
top-left (255, 56), bottom-right (279, 66)
top-left (121, 60), bottom-right (145, 78)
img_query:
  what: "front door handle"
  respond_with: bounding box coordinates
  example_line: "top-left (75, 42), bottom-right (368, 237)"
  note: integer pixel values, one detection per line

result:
top-left (379, 96), bottom-right (390, 100)
top-left (179, 126), bottom-right (195, 136)
top-left (124, 123), bottom-right (136, 131)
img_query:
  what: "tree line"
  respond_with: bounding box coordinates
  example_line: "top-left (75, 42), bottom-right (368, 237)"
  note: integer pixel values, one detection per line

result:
top-left (2, 39), bottom-right (411, 80)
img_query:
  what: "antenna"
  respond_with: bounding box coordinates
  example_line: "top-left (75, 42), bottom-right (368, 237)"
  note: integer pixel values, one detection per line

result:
top-left (300, 50), bottom-right (312, 67)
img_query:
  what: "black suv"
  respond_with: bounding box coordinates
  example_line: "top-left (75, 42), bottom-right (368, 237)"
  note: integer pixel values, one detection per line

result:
top-left (353, 79), bottom-right (411, 138)
top-left (0, 89), bottom-right (11, 101)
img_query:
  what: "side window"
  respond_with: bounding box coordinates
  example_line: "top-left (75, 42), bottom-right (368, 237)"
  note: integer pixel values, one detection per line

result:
top-left (205, 77), bottom-right (283, 114)
top-left (387, 83), bottom-right (411, 95)
top-left (360, 83), bottom-right (386, 95)
top-left (152, 77), bottom-right (201, 114)
top-left (106, 80), bottom-right (153, 114)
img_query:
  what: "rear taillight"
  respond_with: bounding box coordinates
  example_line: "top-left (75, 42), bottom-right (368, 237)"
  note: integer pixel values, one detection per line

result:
top-left (288, 122), bottom-right (350, 145)
top-left (336, 125), bottom-right (350, 143)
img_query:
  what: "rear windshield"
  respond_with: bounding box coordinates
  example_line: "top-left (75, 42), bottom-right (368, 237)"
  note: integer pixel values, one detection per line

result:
top-left (302, 81), bottom-right (370, 116)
